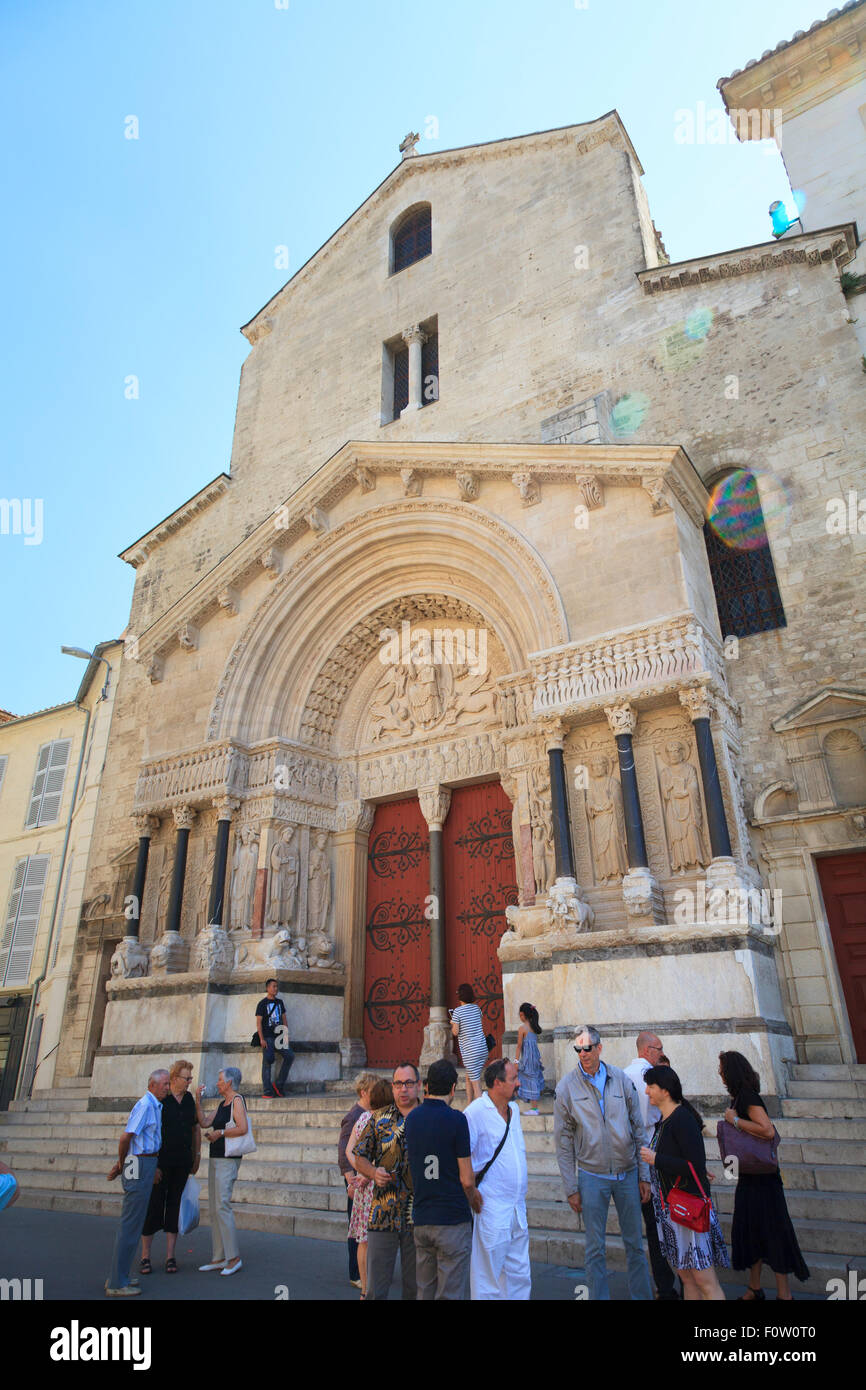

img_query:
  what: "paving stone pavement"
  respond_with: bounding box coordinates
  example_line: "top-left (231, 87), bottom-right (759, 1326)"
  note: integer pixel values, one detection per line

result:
top-left (1, 1207), bottom-right (823, 1302)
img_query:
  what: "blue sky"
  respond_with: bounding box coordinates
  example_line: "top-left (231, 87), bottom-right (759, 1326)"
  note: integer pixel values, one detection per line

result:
top-left (0, 0), bottom-right (829, 716)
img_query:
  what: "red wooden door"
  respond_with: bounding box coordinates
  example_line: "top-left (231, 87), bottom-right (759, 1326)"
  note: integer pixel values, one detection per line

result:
top-left (817, 851), bottom-right (866, 1062)
top-left (444, 781), bottom-right (518, 1057)
top-left (363, 798), bottom-right (430, 1066)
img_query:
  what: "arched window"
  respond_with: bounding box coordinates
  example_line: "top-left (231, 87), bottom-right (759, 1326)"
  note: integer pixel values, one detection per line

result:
top-left (391, 204), bottom-right (432, 274)
top-left (703, 469), bottom-right (786, 639)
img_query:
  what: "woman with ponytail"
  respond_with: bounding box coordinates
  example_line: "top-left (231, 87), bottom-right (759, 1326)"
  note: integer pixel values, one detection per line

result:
top-left (515, 1003), bottom-right (545, 1114)
top-left (639, 1065), bottom-right (729, 1300)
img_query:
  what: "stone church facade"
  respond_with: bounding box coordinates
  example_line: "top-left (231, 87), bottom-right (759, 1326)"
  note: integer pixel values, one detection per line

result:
top-left (58, 101), bottom-right (866, 1106)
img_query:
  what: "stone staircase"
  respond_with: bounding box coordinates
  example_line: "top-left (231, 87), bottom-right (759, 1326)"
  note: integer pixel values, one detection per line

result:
top-left (2, 1065), bottom-right (865, 1295)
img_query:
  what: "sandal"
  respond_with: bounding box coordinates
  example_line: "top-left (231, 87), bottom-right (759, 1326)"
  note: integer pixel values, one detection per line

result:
top-left (165, 1258), bottom-right (178, 1274)
top-left (738, 1286), bottom-right (765, 1301)
top-left (139, 1258), bottom-right (152, 1276)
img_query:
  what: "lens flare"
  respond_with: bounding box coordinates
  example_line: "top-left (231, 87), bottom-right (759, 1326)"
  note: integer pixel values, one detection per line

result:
top-left (685, 307), bottom-right (713, 341)
top-left (706, 470), bottom-right (790, 550)
top-left (610, 392), bottom-right (649, 436)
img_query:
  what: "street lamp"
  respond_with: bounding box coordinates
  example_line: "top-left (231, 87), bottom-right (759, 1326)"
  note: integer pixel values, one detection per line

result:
top-left (61, 645), bottom-right (110, 701)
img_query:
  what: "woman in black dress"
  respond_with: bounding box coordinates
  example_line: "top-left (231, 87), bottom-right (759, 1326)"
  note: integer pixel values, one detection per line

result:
top-left (140, 1058), bottom-right (200, 1274)
top-left (640, 1065), bottom-right (729, 1300)
top-left (719, 1050), bottom-right (809, 1300)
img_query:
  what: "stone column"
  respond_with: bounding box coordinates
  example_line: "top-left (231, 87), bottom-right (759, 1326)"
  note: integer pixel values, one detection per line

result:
top-left (679, 686), bottom-right (747, 904)
top-left (334, 800), bottom-right (375, 1069)
top-left (418, 785), bottom-right (452, 1067)
top-left (153, 805), bottom-right (196, 974)
top-left (401, 323), bottom-right (427, 414)
top-left (545, 727), bottom-right (577, 881)
top-left (208, 797), bottom-right (239, 927)
top-left (539, 723), bottom-right (595, 929)
top-left (604, 701), bottom-right (664, 923)
top-left (128, 814), bottom-right (158, 939)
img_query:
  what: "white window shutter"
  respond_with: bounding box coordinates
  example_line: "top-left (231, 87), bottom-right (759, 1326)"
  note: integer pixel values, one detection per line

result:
top-left (3, 854), bottom-right (50, 986)
top-left (0, 859), bottom-right (29, 983)
top-left (0, 754), bottom-right (8, 800)
top-left (26, 744), bottom-right (51, 828)
top-left (37, 739), bottom-right (71, 826)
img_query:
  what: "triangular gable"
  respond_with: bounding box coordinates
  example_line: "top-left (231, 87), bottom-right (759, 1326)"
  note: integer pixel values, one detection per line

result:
top-left (773, 687), bottom-right (866, 732)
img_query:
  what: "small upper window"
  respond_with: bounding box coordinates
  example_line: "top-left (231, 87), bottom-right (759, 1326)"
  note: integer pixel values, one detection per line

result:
top-left (391, 204), bottom-right (432, 274)
top-left (703, 470), bottom-right (786, 639)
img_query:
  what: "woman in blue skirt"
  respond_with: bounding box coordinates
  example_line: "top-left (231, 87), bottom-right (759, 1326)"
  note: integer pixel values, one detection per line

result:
top-left (515, 1003), bottom-right (545, 1113)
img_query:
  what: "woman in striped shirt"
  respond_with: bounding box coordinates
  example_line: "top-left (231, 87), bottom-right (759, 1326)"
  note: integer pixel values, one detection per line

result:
top-left (450, 983), bottom-right (489, 1104)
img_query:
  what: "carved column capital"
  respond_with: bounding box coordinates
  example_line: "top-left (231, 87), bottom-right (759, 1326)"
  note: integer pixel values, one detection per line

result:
top-left (213, 795), bottom-right (241, 821)
top-left (260, 547), bottom-right (281, 577)
top-left (178, 621), bottom-right (199, 651)
top-left (604, 700), bottom-right (637, 737)
top-left (538, 716), bottom-right (566, 751)
top-left (679, 684), bottom-right (713, 722)
top-left (456, 471), bottom-right (479, 501)
top-left (402, 323), bottom-right (428, 348)
top-left (172, 805), bottom-right (197, 832)
top-left (418, 785), bottom-right (452, 830)
top-left (131, 813), bottom-right (159, 838)
top-left (335, 800), bottom-right (376, 834)
top-left (217, 586), bottom-right (240, 616)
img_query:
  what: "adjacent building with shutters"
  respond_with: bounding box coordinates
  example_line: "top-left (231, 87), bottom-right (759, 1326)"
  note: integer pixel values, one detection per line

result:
top-left (0, 641), bottom-right (122, 1105)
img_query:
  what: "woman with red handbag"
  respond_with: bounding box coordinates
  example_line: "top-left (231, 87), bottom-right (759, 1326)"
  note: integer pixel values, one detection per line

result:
top-left (639, 1065), bottom-right (729, 1300)
top-left (719, 1051), bottom-right (810, 1301)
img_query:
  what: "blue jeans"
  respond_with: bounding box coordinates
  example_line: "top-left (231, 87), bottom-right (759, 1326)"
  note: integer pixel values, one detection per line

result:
top-left (578, 1167), bottom-right (652, 1301)
top-left (261, 1040), bottom-right (295, 1092)
top-left (107, 1153), bottom-right (158, 1290)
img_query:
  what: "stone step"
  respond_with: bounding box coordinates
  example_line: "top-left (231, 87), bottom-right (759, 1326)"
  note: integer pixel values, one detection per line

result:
top-left (525, 1197), bottom-right (866, 1253)
top-left (786, 1080), bottom-right (866, 1100)
top-left (8, 1096), bottom-right (90, 1114)
top-left (781, 1098), bottom-right (866, 1119)
top-left (790, 1064), bottom-right (866, 1082)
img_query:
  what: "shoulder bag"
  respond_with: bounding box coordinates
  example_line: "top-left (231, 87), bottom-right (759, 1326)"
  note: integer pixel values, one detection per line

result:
top-left (225, 1094), bottom-right (257, 1157)
top-left (717, 1117), bottom-right (780, 1175)
top-left (474, 1103), bottom-right (512, 1186)
top-left (662, 1160), bottom-right (712, 1234)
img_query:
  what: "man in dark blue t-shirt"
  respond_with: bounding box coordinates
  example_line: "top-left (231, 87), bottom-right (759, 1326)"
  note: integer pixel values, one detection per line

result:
top-left (404, 1058), bottom-right (481, 1300)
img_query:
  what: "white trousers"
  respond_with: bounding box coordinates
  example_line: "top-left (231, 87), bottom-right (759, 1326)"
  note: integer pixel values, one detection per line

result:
top-left (470, 1209), bottom-right (531, 1301)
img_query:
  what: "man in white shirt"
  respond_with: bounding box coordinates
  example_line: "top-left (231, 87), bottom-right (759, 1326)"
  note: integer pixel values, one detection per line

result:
top-left (465, 1057), bottom-right (530, 1301)
top-left (623, 1032), bottom-right (679, 1301)
top-left (105, 1069), bottom-right (170, 1296)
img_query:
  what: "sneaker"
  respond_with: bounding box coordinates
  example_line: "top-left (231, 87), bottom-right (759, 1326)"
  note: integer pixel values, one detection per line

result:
top-left (261, 1091), bottom-right (278, 1099)
top-left (349, 1278), bottom-right (362, 1289)
top-left (105, 1283), bottom-right (142, 1297)
top-left (272, 1085), bottom-right (283, 1097)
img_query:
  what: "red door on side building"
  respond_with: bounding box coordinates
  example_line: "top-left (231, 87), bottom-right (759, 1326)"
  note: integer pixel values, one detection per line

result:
top-left (444, 781), bottom-right (519, 1059)
top-left (363, 798), bottom-right (430, 1066)
top-left (816, 851), bottom-right (866, 1062)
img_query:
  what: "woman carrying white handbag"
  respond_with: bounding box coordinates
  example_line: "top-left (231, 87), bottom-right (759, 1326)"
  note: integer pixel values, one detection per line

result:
top-left (196, 1067), bottom-right (255, 1277)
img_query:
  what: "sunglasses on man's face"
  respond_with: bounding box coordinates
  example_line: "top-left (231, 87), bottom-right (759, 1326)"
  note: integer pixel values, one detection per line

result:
top-left (574, 1044), bottom-right (597, 1054)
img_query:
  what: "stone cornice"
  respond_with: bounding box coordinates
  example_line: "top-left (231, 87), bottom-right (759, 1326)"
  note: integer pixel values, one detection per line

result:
top-left (718, 2), bottom-right (866, 126)
top-left (239, 112), bottom-right (640, 344)
top-left (120, 474), bottom-right (231, 568)
top-left (130, 441), bottom-right (705, 669)
top-left (638, 225), bottom-right (857, 296)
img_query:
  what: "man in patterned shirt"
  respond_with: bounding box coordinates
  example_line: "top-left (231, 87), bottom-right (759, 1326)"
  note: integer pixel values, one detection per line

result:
top-left (352, 1060), bottom-right (421, 1300)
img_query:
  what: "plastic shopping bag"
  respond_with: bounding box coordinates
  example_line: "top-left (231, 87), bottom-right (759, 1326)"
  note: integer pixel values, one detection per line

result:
top-left (178, 1174), bottom-right (201, 1234)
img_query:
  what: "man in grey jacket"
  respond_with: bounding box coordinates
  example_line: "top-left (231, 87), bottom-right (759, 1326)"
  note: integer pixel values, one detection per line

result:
top-left (554, 1024), bottom-right (652, 1300)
